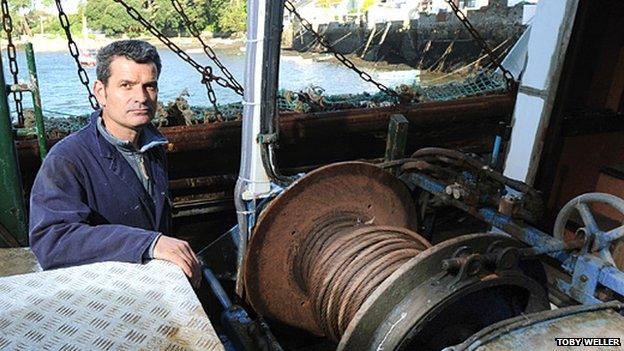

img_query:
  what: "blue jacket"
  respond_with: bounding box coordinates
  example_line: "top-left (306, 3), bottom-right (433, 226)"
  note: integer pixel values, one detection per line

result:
top-left (29, 110), bottom-right (171, 270)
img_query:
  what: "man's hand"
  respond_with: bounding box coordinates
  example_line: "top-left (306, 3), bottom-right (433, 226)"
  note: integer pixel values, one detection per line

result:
top-left (153, 235), bottom-right (201, 288)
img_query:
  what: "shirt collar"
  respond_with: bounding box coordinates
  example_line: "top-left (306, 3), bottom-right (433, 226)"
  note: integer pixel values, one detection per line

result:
top-left (97, 116), bottom-right (168, 153)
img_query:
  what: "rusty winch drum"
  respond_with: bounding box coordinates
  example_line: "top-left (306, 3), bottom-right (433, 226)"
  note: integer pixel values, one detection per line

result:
top-left (244, 162), bottom-right (550, 350)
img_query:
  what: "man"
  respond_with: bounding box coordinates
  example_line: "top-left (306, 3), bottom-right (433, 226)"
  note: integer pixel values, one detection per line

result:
top-left (29, 40), bottom-right (201, 286)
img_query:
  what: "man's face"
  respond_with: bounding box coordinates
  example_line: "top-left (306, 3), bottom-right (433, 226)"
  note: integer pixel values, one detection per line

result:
top-left (94, 56), bottom-right (159, 131)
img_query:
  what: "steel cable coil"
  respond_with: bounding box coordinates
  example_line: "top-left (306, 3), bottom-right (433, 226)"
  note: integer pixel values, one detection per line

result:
top-left (294, 223), bottom-right (430, 340)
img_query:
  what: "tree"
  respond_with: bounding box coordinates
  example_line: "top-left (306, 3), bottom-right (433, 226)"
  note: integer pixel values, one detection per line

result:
top-left (181, 0), bottom-right (212, 33)
top-left (81, 0), bottom-right (245, 37)
top-left (0, 0), bottom-right (53, 36)
top-left (40, 10), bottom-right (83, 36)
top-left (216, 0), bottom-right (245, 33)
top-left (207, 0), bottom-right (246, 33)
top-left (147, 0), bottom-right (183, 36)
top-left (85, 0), bottom-right (146, 36)
top-left (7, 0), bottom-right (31, 12)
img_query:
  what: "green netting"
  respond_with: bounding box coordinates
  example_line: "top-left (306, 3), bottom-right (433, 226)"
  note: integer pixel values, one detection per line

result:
top-left (274, 70), bottom-right (507, 112)
top-left (16, 70), bottom-right (508, 139)
top-left (419, 71), bottom-right (508, 101)
top-left (276, 87), bottom-right (399, 113)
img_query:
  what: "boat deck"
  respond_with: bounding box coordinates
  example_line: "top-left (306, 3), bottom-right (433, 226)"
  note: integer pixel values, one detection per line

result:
top-left (0, 257), bottom-right (223, 350)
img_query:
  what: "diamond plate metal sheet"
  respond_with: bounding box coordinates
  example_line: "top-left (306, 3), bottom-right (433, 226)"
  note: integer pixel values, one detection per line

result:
top-left (0, 260), bottom-right (224, 351)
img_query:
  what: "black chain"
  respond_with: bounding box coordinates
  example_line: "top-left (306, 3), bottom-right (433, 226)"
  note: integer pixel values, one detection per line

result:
top-left (1, 0), bottom-right (24, 124)
top-left (55, 0), bottom-right (100, 110)
top-left (444, 0), bottom-right (515, 86)
top-left (202, 66), bottom-right (223, 121)
top-left (284, 0), bottom-right (400, 100)
top-left (170, 0), bottom-right (244, 95)
top-left (112, 0), bottom-right (242, 99)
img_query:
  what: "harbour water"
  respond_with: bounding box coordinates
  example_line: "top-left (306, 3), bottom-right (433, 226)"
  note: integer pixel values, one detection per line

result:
top-left (3, 49), bottom-right (419, 117)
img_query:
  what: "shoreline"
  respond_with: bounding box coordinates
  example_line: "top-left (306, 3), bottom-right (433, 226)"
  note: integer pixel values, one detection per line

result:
top-left (280, 49), bottom-right (416, 72)
top-left (4, 34), bottom-right (465, 86)
top-left (4, 34), bottom-right (417, 72)
top-left (3, 34), bottom-right (246, 53)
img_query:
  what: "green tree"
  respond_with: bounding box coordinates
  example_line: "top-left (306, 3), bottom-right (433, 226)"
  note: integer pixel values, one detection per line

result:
top-left (85, 0), bottom-right (146, 36)
top-left (181, 0), bottom-right (212, 33)
top-left (7, 0), bottom-right (31, 12)
top-left (207, 0), bottom-right (246, 33)
top-left (0, 0), bottom-right (53, 36)
top-left (147, 0), bottom-right (183, 36)
top-left (82, 0), bottom-right (245, 37)
top-left (216, 0), bottom-right (245, 33)
top-left (41, 10), bottom-right (83, 36)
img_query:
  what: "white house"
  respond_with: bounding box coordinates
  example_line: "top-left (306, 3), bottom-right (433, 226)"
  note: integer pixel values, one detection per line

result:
top-left (291, 0), bottom-right (351, 29)
top-left (367, 0), bottom-right (420, 27)
top-left (288, 0), bottom-right (537, 28)
top-left (422, 0), bottom-right (488, 14)
top-left (421, 0), bottom-right (536, 14)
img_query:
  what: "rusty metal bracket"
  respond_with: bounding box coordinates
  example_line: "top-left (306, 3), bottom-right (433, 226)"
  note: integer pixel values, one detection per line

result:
top-left (8, 83), bottom-right (34, 93)
top-left (384, 114), bottom-right (409, 162)
top-left (518, 85), bottom-right (549, 99)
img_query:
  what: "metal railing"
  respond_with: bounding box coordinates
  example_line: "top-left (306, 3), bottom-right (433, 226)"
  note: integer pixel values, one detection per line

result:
top-left (0, 42), bottom-right (48, 246)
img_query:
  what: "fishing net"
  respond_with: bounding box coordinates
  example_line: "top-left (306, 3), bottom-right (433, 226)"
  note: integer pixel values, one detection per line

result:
top-left (17, 70), bottom-right (508, 139)
top-left (419, 71), bottom-right (507, 101)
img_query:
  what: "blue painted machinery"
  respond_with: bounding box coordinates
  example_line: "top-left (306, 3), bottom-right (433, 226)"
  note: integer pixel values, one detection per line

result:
top-left (398, 148), bottom-right (624, 306)
top-left (220, 146), bottom-right (624, 350)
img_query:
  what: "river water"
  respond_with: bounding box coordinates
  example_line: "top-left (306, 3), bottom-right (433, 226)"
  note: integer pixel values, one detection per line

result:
top-left (4, 49), bottom-right (418, 117)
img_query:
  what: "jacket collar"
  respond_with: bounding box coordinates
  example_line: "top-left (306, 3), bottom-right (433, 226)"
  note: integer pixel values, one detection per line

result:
top-left (91, 109), bottom-right (168, 158)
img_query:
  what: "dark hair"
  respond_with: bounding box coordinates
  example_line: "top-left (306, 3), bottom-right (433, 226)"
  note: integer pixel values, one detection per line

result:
top-left (96, 40), bottom-right (162, 85)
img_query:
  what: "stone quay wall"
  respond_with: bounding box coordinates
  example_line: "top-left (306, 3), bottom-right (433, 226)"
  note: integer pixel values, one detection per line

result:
top-left (283, 2), bottom-right (526, 72)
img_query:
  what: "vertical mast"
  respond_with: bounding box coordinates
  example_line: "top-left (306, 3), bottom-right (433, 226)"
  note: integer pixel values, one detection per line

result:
top-left (234, 0), bottom-right (272, 295)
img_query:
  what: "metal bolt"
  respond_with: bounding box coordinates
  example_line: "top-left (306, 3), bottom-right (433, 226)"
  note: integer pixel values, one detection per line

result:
top-left (452, 188), bottom-right (462, 200)
top-left (496, 247), bottom-right (519, 270)
top-left (445, 186), bottom-right (454, 196)
top-left (580, 274), bottom-right (588, 283)
top-left (466, 258), bottom-right (482, 276)
top-left (442, 258), bottom-right (461, 271)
